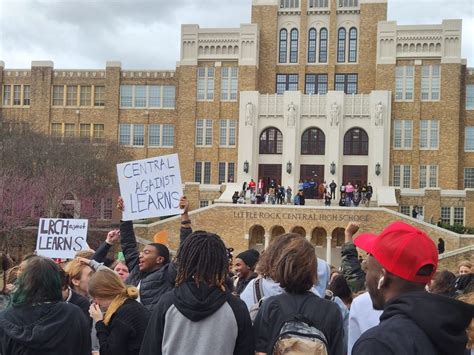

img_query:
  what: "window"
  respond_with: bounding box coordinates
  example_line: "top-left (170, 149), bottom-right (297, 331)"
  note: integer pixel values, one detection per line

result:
top-left (343, 127), bottom-right (368, 155)
top-left (66, 86), bottom-right (77, 106)
top-left (305, 74), bottom-right (328, 95)
top-left (259, 127), bottom-right (283, 154)
top-left (195, 162), bottom-right (211, 184)
top-left (276, 74), bottom-right (298, 94)
top-left (419, 165), bottom-right (438, 188)
top-left (120, 85), bottom-right (175, 108)
top-left (200, 200), bottom-right (210, 208)
top-left (23, 85), bottom-right (30, 105)
top-left (280, 0), bottom-right (299, 8)
top-left (400, 205), bottom-right (411, 216)
top-left (93, 124), bottom-right (104, 142)
top-left (149, 85), bottom-right (161, 108)
top-left (120, 85), bottom-right (133, 107)
top-left (319, 28), bottom-right (328, 63)
top-left (220, 119), bottom-right (236, 147)
top-left (132, 124), bottom-right (145, 146)
top-left (119, 124), bottom-right (131, 146)
top-left (94, 86), bottom-right (105, 107)
top-left (221, 67), bottom-right (238, 101)
top-left (395, 66), bottom-right (414, 101)
top-left (80, 124), bottom-right (91, 141)
top-left (309, 0), bottom-right (328, 7)
top-left (290, 29), bottom-right (299, 63)
top-left (467, 85), bottom-right (474, 109)
top-left (337, 28), bottom-right (346, 63)
top-left (64, 124), bottom-right (75, 138)
top-left (308, 28), bottom-right (317, 63)
top-left (279, 29), bottom-right (288, 63)
top-left (13, 85), bottom-right (21, 105)
top-left (148, 124), bottom-right (174, 147)
top-left (51, 123), bottom-right (62, 137)
top-left (419, 120), bottom-right (439, 149)
top-left (196, 119), bottom-right (213, 147)
top-left (421, 65), bottom-right (440, 101)
top-left (301, 127), bottom-right (325, 155)
top-left (219, 162), bottom-right (235, 184)
top-left (2, 85), bottom-right (11, 106)
top-left (465, 127), bottom-right (474, 151)
top-left (440, 207), bottom-right (451, 224)
top-left (393, 120), bottom-right (413, 149)
top-left (134, 85), bottom-right (147, 108)
top-left (454, 207), bottom-right (464, 225)
top-left (163, 86), bottom-right (176, 108)
top-left (80, 86), bottom-right (91, 106)
top-left (102, 198), bottom-right (113, 220)
top-left (392, 165), bottom-right (411, 188)
top-left (464, 168), bottom-right (474, 188)
top-left (197, 67), bottom-right (214, 101)
top-left (52, 85), bottom-right (64, 106)
top-left (348, 28), bottom-right (357, 62)
top-left (339, 0), bottom-right (358, 6)
top-left (119, 124), bottom-right (145, 147)
top-left (335, 74), bottom-right (357, 94)
top-left (441, 207), bottom-right (464, 226)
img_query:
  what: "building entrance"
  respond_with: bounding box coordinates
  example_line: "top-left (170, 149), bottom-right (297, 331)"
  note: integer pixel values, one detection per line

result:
top-left (300, 165), bottom-right (324, 199)
top-left (342, 165), bottom-right (368, 186)
top-left (258, 164), bottom-right (282, 193)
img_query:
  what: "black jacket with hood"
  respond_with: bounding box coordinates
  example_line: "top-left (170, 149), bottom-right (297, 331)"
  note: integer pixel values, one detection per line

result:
top-left (120, 220), bottom-right (192, 311)
top-left (0, 302), bottom-right (91, 355)
top-left (352, 291), bottom-right (474, 355)
top-left (140, 281), bottom-right (254, 355)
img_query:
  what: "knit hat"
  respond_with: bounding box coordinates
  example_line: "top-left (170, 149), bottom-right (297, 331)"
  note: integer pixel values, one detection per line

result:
top-left (236, 249), bottom-right (260, 268)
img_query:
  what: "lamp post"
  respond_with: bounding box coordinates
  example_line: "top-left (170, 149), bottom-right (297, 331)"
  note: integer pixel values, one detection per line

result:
top-left (330, 161), bottom-right (336, 175)
top-left (375, 162), bottom-right (381, 176)
top-left (286, 161), bottom-right (292, 174)
top-left (243, 160), bottom-right (249, 173)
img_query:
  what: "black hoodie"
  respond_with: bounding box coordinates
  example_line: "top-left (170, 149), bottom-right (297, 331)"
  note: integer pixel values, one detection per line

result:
top-left (352, 291), bottom-right (474, 355)
top-left (140, 281), bottom-right (254, 355)
top-left (0, 302), bottom-right (91, 355)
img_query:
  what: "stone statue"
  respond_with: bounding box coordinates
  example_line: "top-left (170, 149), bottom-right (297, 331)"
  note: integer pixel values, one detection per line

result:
top-left (287, 102), bottom-right (296, 127)
top-left (375, 102), bottom-right (384, 126)
top-left (330, 102), bottom-right (340, 126)
top-left (245, 102), bottom-right (253, 126)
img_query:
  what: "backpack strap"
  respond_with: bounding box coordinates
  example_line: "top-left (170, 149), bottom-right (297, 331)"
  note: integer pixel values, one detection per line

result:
top-left (253, 277), bottom-right (264, 304)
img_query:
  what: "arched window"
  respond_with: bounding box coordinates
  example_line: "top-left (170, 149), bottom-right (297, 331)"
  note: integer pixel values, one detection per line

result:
top-left (349, 27), bottom-right (357, 62)
top-left (260, 127), bottom-right (283, 154)
top-left (290, 29), bottom-right (299, 63)
top-left (343, 127), bottom-right (368, 155)
top-left (319, 28), bottom-right (328, 63)
top-left (301, 127), bottom-right (325, 155)
top-left (308, 28), bottom-right (317, 63)
top-left (279, 29), bottom-right (288, 63)
top-left (337, 28), bottom-right (346, 63)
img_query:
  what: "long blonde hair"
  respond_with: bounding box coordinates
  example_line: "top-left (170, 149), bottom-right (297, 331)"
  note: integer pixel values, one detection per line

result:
top-left (88, 268), bottom-right (138, 325)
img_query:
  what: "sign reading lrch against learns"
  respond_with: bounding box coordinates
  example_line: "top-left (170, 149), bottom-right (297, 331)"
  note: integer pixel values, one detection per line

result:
top-left (117, 154), bottom-right (183, 221)
top-left (36, 218), bottom-right (89, 259)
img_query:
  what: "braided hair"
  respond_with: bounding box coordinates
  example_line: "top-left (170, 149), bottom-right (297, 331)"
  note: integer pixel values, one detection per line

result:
top-left (175, 230), bottom-right (229, 291)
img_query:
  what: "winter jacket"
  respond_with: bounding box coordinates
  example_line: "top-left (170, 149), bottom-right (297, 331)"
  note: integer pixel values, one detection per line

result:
top-left (352, 291), bottom-right (474, 355)
top-left (121, 221), bottom-right (192, 310)
top-left (140, 281), bottom-right (254, 355)
top-left (340, 242), bottom-right (366, 293)
top-left (0, 302), bottom-right (91, 355)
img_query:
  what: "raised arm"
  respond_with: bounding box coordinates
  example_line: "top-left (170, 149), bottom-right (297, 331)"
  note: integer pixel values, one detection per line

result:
top-left (341, 222), bottom-right (366, 293)
top-left (179, 196), bottom-right (193, 246)
top-left (91, 230), bottom-right (119, 263)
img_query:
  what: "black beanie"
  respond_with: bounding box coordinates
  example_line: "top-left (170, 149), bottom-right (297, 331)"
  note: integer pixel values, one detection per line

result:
top-left (236, 249), bottom-right (260, 268)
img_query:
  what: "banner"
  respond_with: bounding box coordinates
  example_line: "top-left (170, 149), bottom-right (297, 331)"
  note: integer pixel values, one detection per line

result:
top-left (36, 218), bottom-right (89, 259)
top-left (117, 154), bottom-right (183, 221)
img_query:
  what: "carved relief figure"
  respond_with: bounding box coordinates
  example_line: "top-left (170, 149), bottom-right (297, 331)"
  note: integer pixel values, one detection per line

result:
top-left (375, 101), bottom-right (384, 126)
top-left (245, 102), bottom-right (253, 126)
top-left (330, 102), bottom-right (340, 126)
top-left (287, 102), bottom-right (296, 127)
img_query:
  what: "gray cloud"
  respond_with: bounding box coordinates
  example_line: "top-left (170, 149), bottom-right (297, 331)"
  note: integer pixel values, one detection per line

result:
top-left (0, 0), bottom-right (472, 69)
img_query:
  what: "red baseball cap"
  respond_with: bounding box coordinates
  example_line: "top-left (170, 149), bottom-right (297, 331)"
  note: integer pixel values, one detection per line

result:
top-left (354, 221), bottom-right (438, 284)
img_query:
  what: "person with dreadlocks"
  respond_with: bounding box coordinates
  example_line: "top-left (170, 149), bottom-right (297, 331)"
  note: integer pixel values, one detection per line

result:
top-left (140, 231), bottom-right (254, 355)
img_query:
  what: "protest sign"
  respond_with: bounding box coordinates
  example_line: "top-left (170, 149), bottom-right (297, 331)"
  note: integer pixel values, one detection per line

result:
top-left (117, 154), bottom-right (183, 221)
top-left (36, 218), bottom-right (89, 259)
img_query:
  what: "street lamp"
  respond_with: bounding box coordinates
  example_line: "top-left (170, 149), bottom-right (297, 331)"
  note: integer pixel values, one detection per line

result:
top-left (286, 161), bottom-right (292, 174)
top-left (375, 162), bottom-right (381, 176)
top-left (243, 160), bottom-right (249, 173)
top-left (330, 162), bottom-right (336, 175)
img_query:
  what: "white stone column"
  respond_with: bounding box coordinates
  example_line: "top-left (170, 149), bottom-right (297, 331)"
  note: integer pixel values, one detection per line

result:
top-left (282, 91), bottom-right (302, 192)
top-left (326, 235), bottom-right (332, 265)
top-left (264, 233), bottom-right (271, 250)
top-left (325, 91), bottom-right (345, 188)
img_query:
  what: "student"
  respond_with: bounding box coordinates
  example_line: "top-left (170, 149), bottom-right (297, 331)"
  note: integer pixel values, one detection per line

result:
top-left (459, 260), bottom-right (472, 275)
top-left (65, 258), bottom-right (94, 298)
top-left (140, 231), bottom-right (254, 355)
top-left (254, 235), bottom-right (344, 355)
top-left (234, 249), bottom-right (260, 295)
top-left (88, 268), bottom-right (150, 355)
top-left (0, 256), bottom-right (91, 355)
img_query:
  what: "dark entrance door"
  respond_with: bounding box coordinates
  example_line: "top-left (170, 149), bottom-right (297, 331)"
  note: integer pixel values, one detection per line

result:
top-left (342, 165), bottom-right (368, 187)
top-left (300, 165), bottom-right (324, 199)
top-left (258, 164), bottom-right (282, 193)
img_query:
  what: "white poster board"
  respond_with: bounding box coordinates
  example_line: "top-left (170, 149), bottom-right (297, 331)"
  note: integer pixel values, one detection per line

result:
top-left (117, 154), bottom-right (183, 221)
top-left (36, 218), bottom-right (89, 259)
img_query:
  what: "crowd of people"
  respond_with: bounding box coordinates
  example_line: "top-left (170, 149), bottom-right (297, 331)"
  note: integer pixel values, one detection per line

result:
top-left (0, 197), bottom-right (473, 355)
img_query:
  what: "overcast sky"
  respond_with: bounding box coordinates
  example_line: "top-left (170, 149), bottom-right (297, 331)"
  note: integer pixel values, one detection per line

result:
top-left (0, 0), bottom-right (473, 69)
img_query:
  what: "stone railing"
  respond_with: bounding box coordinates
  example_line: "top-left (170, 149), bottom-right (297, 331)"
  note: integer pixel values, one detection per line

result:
top-left (343, 94), bottom-right (370, 117)
top-left (301, 94), bottom-right (326, 117)
top-left (53, 70), bottom-right (106, 78)
top-left (258, 94), bottom-right (285, 117)
top-left (121, 71), bottom-right (175, 79)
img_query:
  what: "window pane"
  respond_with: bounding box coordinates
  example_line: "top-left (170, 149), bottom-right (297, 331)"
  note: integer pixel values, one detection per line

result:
top-left (64, 124), bottom-right (75, 138)
top-left (219, 162), bottom-right (226, 184)
top-left (337, 28), bottom-right (346, 63)
top-left (66, 86), bottom-right (77, 106)
top-left (205, 120), bottom-right (213, 146)
top-left (196, 119), bottom-right (204, 146)
top-left (221, 68), bottom-right (229, 101)
top-left (134, 85), bottom-right (147, 108)
top-left (419, 165), bottom-right (427, 188)
top-left (120, 85), bottom-right (133, 107)
top-left (53, 85), bottom-right (64, 106)
top-left (288, 74), bottom-right (298, 91)
top-left (440, 207), bottom-right (451, 224)
top-left (163, 86), bottom-right (176, 108)
top-left (348, 28), bottom-right (357, 62)
top-left (229, 120), bottom-right (236, 146)
top-left (228, 162), bottom-right (235, 182)
top-left (290, 29), bottom-right (298, 63)
top-left (319, 28), bottom-right (328, 63)
top-left (393, 165), bottom-right (400, 187)
top-left (94, 86), bottom-right (105, 106)
top-left (195, 162), bottom-right (202, 183)
top-left (162, 124), bottom-right (174, 147)
top-left (465, 167), bottom-right (474, 188)
top-left (207, 68), bottom-right (214, 100)
top-left (93, 124), bottom-right (104, 141)
top-left (465, 127), bottom-right (474, 151)
top-left (197, 68), bottom-right (206, 100)
top-left (119, 124), bottom-right (131, 145)
top-left (429, 166), bottom-right (437, 187)
top-left (467, 85), bottom-right (474, 109)
top-left (204, 162), bottom-right (211, 184)
top-left (3, 85), bottom-right (11, 106)
top-left (404, 121), bottom-right (412, 148)
top-left (80, 86), bottom-right (91, 106)
top-left (149, 124), bottom-right (161, 146)
top-left (279, 29), bottom-right (288, 63)
top-left (454, 207), bottom-right (464, 225)
top-left (394, 120), bottom-right (402, 148)
top-left (13, 85), bottom-right (21, 105)
top-left (430, 121), bottom-right (438, 149)
top-left (80, 124), bottom-right (91, 140)
top-left (51, 123), bottom-right (62, 137)
top-left (420, 120), bottom-right (428, 148)
top-left (403, 166), bottom-right (411, 188)
top-left (149, 85), bottom-right (161, 108)
top-left (220, 120), bottom-right (227, 146)
top-left (308, 28), bottom-right (317, 63)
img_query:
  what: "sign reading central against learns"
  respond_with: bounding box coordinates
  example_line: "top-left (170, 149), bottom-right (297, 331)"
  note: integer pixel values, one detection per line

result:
top-left (117, 154), bottom-right (183, 221)
top-left (36, 218), bottom-right (89, 259)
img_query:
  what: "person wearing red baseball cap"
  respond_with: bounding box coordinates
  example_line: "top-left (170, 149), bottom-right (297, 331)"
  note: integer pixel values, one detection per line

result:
top-left (352, 221), bottom-right (474, 355)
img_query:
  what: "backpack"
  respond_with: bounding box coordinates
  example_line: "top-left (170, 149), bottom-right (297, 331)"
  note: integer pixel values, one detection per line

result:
top-left (249, 277), bottom-right (264, 323)
top-left (272, 293), bottom-right (329, 355)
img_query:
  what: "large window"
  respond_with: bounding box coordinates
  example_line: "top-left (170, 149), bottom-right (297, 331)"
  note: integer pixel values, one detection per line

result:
top-left (276, 74), bottom-right (298, 94)
top-left (148, 124), bottom-right (175, 147)
top-left (343, 127), bottom-right (368, 155)
top-left (392, 165), bottom-right (411, 188)
top-left (465, 127), bottom-right (474, 151)
top-left (337, 28), bottom-right (346, 63)
top-left (301, 127), bottom-right (325, 155)
top-left (308, 28), bottom-right (317, 63)
top-left (23, 85), bottom-right (30, 106)
top-left (64, 124), bottom-right (76, 138)
top-left (309, 0), bottom-right (328, 7)
top-left (218, 162), bottom-right (235, 184)
top-left (13, 85), bottom-right (21, 105)
top-left (441, 207), bottom-right (464, 226)
top-left (219, 119), bottom-right (236, 147)
top-left (259, 127), bottom-right (283, 154)
top-left (393, 120), bottom-right (413, 149)
top-left (66, 86), bottom-right (77, 106)
top-left (196, 119), bottom-right (213, 147)
top-left (395, 66), bottom-right (414, 101)
top-left (120, 85), bottom-right (176, 108)
top-left (93, 124), bottom-right (104, 142)
top-left (80, 86), bottom-right (92, 106)
top-left (120, 85), bottom-right (133, 107)
top-left (2, 85), bottom-right (11, 106)
top-left (339, 0), bottom-right (358, 6)
top-left (319, 28), bottom-right (328, 63)
top-left (305, 74), bottom-right (328, 95)
top-left (335, 74), bottom-right (357, 94)
top-left (419, 120), bottom-right (439, 149)
top-left (279, 29), bottom-right (288, 63)
top-left (94, 86), bottom-right (105, 107)
top-left (221, 67), bottom-right (238, 101)
top-left (280, 0), bottom-right (299, 8)
top-left (419, 165), bottom-right (438, 188)
top-left (421, 65), bottom-right (440, 101)
top-left (290, 29), bottom-right (299, 63)
top-left (195, 162), bottom-right (211, 184)
top-left (52, 85), bottom-right (64, 106)
top-left (467, 85), bottom-right (474, 109)
top-left (348, 28), bottom-right (357, 62)
top-left (119, 124), bottom-right (145, 147)
top-left (464, 167), bottom-right (474, 188)
top-left (197, 67), bottom-right (214, 101)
